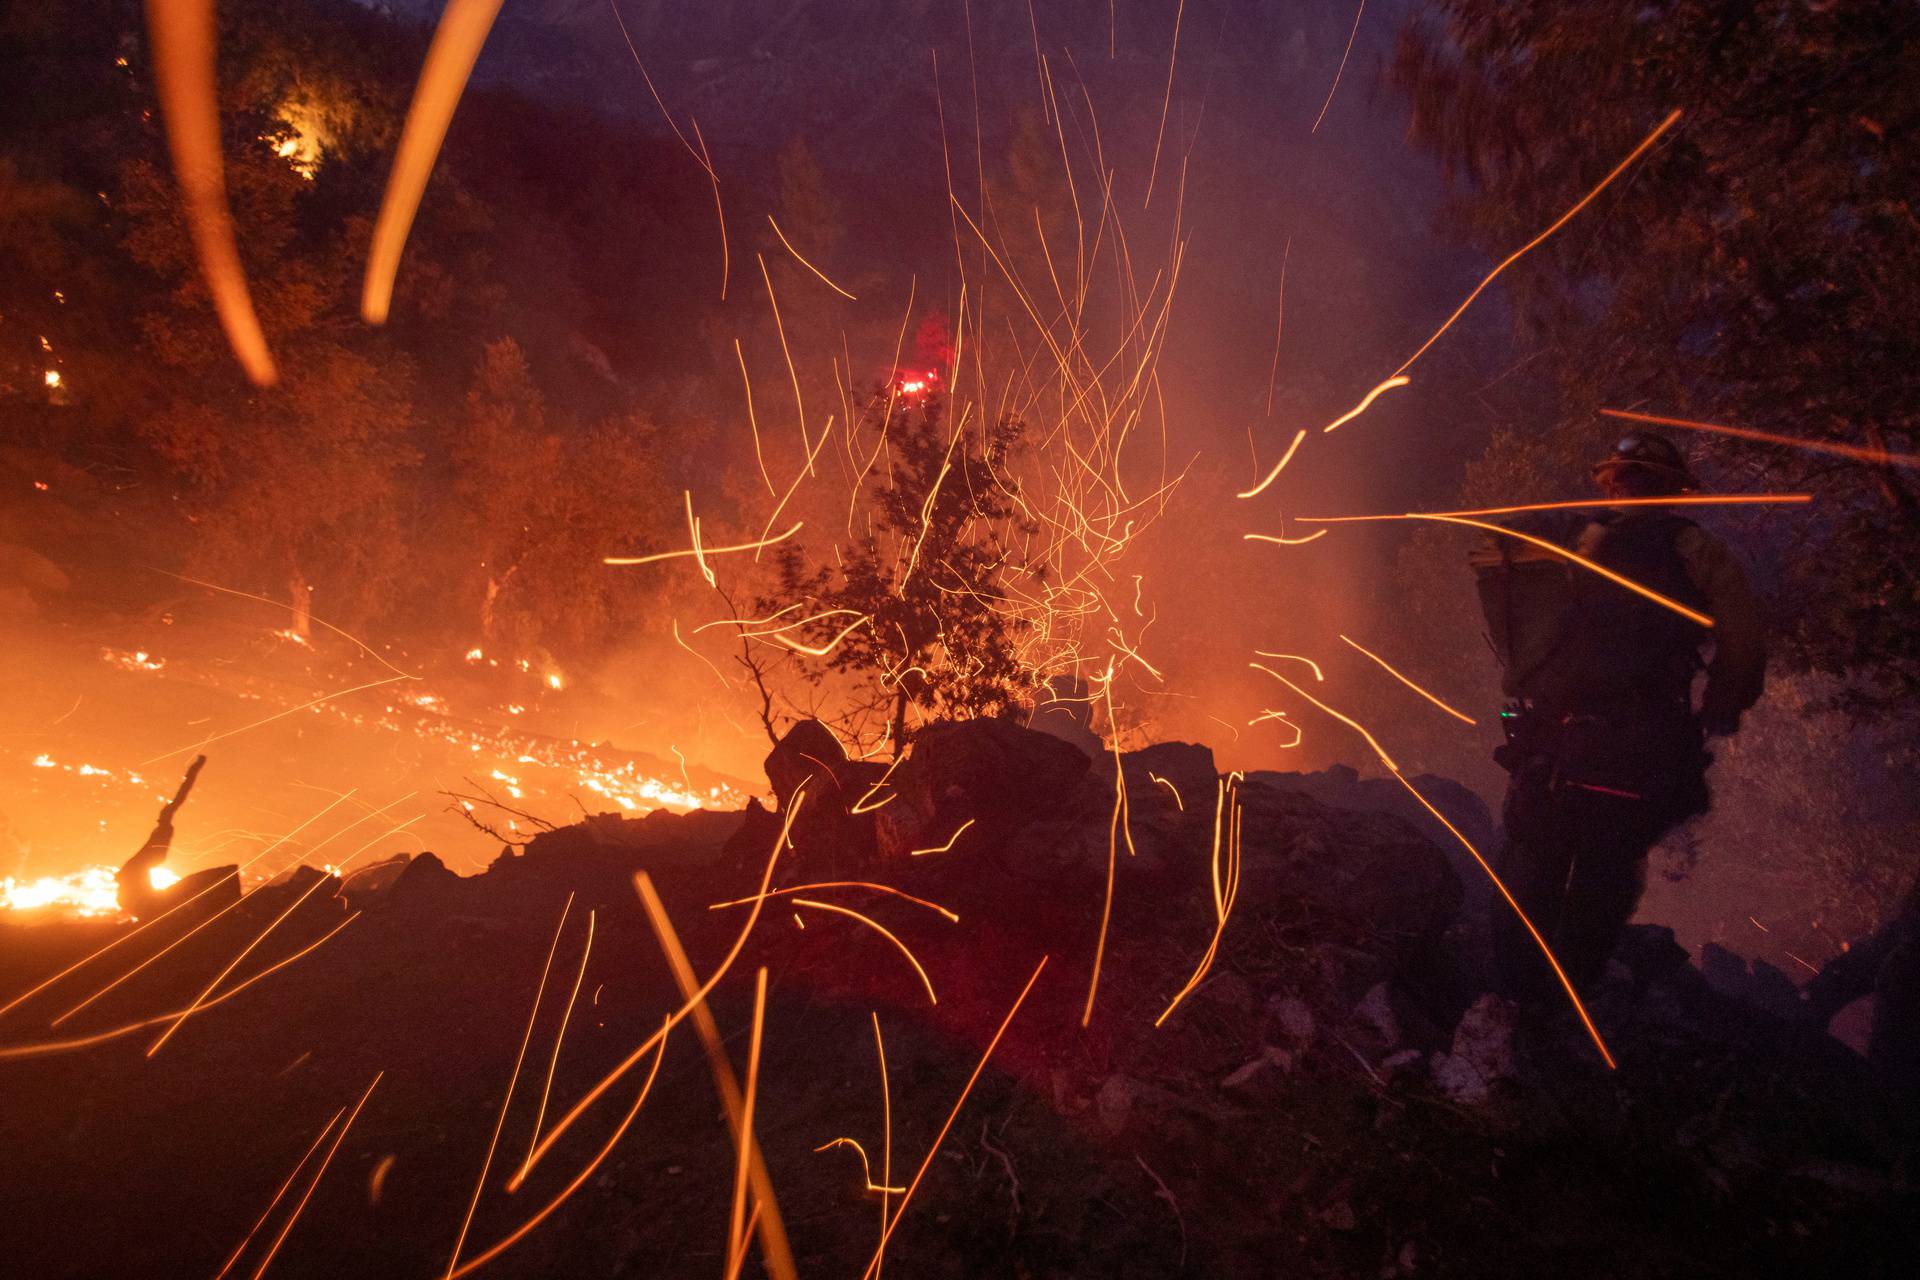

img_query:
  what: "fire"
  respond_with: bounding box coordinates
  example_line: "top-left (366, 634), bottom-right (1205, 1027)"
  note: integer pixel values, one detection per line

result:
top-left (0, 864), bottom-right (176, 918)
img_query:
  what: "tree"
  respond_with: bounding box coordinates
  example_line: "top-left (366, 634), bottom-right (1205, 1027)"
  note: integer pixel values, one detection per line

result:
top-left (1392, 0), bottom-right (1920, 705)
top-left (448, 338), bottom-right (672, 656)
top-left (765, 392), bottom-right (1038, 752)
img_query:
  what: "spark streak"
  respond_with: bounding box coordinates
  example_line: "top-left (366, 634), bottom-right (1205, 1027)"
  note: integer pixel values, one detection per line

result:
top-left (445, 895), bottom-right (574, 1279)
top-left (1304, 493), bottom-right (1812, 521)
top-left (603, 522), bottom-right (804, 567)
top-left (444, 1024), bottom-right (669, 1280)
top-left (634, 879), bottom-right (798, 1280)
top-left (768, 215), bottom-right (858, 300)
top-left (248, 1071), bottom-right (384, 1279)
top-left (1311, 0), bottom-right (1367, 134)
top-left (723, 968), bottom-right (770, 1280)
top-left (1238, 429), bottom-right (1306, 500)
top-left (907, 818), bottom-right (975, 857)
top-left (142, 0), bottom-right (276, 384)
top-left (1419, 514), bottom-right (1714, 627)
top-left (814, 1137), bottom-right (906, 1195)
top-left (0, 912), bottom-right (358, 1059)
top-left (215, 1106), bottom-right (347, 1280)
top-left (362, 0), bottom-right (505, 322)
top-left (792, 899), bottom-right (939, 1005)
top-left (1393, 109), bottom-right (1682, 378)
top-left (1155, 779), bottom-right (1241, 1025)
top-left (1600, 408), bottom-right (1919, 468)
top-left (1319, 375), bottom-right (1410, 434)
top-left (708, 881), bottom-right (957, 924)
top-left (522, 910), bottom-right (594, 1177)
top-left (858, 956), bottom-right (1047, 1280)
top-left (1339, 633), bottom-right (1477, 725)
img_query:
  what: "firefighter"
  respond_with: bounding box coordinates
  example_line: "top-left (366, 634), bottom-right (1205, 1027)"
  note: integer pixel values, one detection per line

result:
top-left (1471, 432), bottom-right (1765, 1003)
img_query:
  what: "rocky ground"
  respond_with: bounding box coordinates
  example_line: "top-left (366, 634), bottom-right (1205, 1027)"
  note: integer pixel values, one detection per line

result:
top-left (0, 721), bottom-right (1913, 1278)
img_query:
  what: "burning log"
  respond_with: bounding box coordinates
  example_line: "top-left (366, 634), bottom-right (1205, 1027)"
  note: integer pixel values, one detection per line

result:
top-left (115, 754), bottom-right (206, 919)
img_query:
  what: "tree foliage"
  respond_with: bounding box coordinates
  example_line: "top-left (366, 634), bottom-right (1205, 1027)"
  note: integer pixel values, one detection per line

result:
top-left (1392, 0), bottom-right (1920, 705)
top-left (766, 393), bottom-right (1037, 750)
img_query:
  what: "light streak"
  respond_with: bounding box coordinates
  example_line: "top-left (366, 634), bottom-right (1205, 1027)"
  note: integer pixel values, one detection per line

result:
top-left (1252, 666), bottom-right (1399, 770)
top-left (0, 913), bottom-right (359, 1060)
top-left (155, 571), bottom-right (419, 679)
top-left (1303, 493), bottom-right (1813, 521)
top-left (814, 1137), bottom-right (905, 1194)
top-left (792, 899), bottom-right (938, 1005)
top-left (447, 1026), bottom-right (669, 1280)
top-left (1339, 633), bottom-right (1478, 725)
top-left (850, 757), bottom-right (905, 815)
top-left (708, 881), bottom-right (957, 924)
top-left (1249, 710), bottom-right (1304, 747)
top-left (1155, 779), bottom-right (1241, 1026)
top-left (215, 1107), bottom-right (347, 1280)
top-left (1419, 514), bottom-right (1714, 627)
top-left (445, 895), bottom-right (574, 1279)
top-left (723, 967), bottom-right (769, 1280)
top-left (1238, 429), bottom-right (1306, 500)
top-left (1319, 375), bottom-right (1411, 435)
top-left (872, 1011), bottom-right (892, 1275)
top-left (764, 613), bottom-right (872, 658)
top-left (138, 673), bottom-right (413, 767)
top-left (858, 956), bottom-right (1047, 1280)
top-left (907, 818), bottom-right (975, 857)
top-left (142, 0), bottom-right (275, 384)
top-left (1264, 238), bottom-right (1291, 416)
top-left (1243, 528), bottom-right (1329, 547)
top-left (1148, 772), bottom-right (1183, 810)
top-left (633, 879), bottom-right (798, 1280)
top-left (767, 215), bottom-right (857, 300)
top-left (736, 340), bottom-right (775, 495)
top-left (514, 788), bottom-right (804, 1188)
top-left (248, 1071), bottom-right (384, 1279)
top-left (1140, 0), bottom-right (1184, 208)
top-left (1311, 0), bottom-right (1367, 134)
top-left (1082, 674), bottom-right (1135, 1027)
top-left (1394, 109), bottom-right (1682, 379)
top-left (1600, 408), bottom-right (1919, 468)
top-left (1253, 651), bottom-right (1324, 681)
top-left (758, 253), bottom-right (809, 465)
top-left (370, 1155), bottom-right (396, 1205)
top-left (603, 522), bottom-right (803, 567)
top-left (144, 839), bottom-right (365, 1057)
top-left (361, 0), bottom-right (505, 322)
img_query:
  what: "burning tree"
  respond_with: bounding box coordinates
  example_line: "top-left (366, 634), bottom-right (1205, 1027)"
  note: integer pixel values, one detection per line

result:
top-left (766, 392), bottom-right (1040, 752)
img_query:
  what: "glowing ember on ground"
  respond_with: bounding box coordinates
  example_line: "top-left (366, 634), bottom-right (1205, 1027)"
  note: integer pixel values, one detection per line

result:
top-left (102, 648), bottom-right (165, 672)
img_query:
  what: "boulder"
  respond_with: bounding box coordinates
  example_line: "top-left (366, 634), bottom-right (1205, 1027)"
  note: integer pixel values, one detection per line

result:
top-left (875, 719), bottom-right (1094, 859)
top-left (1430, 993), bottom-right (1520, 1105)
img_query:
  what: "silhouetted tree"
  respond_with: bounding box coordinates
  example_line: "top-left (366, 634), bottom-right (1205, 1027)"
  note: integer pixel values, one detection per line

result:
top-left (1393, 0), bottom-right (1920, 705)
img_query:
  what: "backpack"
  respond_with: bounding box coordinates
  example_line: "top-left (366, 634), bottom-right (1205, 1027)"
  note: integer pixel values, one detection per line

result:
top-left (1484, 512), bottom-right (1708, 721)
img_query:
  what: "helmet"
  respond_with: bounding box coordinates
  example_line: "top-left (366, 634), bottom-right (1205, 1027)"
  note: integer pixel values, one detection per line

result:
top-left (1591, 431), bottom-right (1696, 491)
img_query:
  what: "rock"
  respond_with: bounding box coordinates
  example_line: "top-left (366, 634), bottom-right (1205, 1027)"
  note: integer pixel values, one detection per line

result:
top-left (763, 719), bottom-right (851, 810)
top-left (1265, 994), bottom-right (1316, 1052)
top-left (153, 865), bottom-right (241, 918)
top-left (1352, 982), bottom-right (1401, 1050)
top-left (340, 854), bottom-right (409, 908)
top-left (875, 719), bottom-right (1094, 859)
top-left (1431, 993), bottom-right (1519, 1106)
top-left (390, 851), bottom-right (458, 902)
